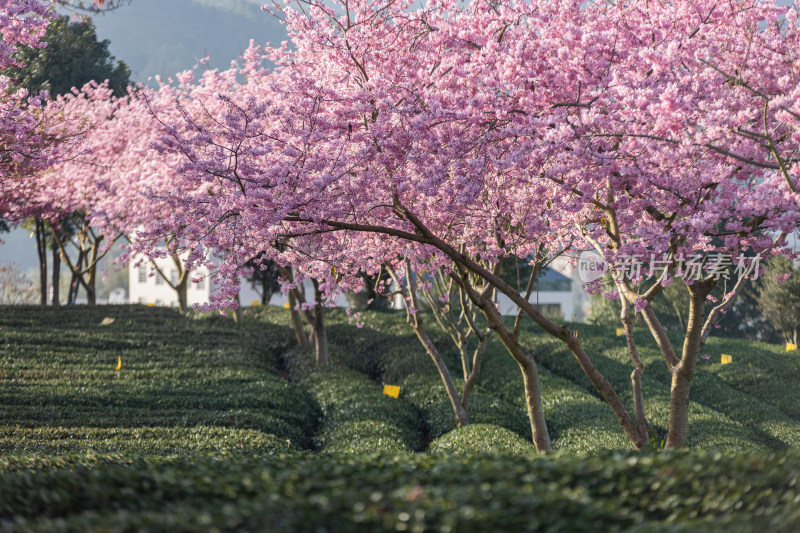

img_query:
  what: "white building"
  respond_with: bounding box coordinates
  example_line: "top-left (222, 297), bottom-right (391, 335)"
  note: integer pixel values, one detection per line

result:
top-left (108, 287), bottom-right (127, 304)
top-left (493, 256), bottom-right (591, 322)
top-left (128, 253), bottom-right (210, 307)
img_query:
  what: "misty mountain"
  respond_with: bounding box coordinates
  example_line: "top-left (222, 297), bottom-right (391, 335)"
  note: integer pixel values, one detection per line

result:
top-left (92, 0), bottom-right (287, 83)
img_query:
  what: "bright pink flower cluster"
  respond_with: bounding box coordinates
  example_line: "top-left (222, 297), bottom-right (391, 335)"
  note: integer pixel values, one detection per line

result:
top-left (128, 0), bottom-right (800, 309)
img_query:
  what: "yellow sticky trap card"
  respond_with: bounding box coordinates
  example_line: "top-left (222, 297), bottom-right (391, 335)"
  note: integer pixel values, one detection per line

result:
top-left (786, 343), bottom-right (797, 352)
top-left (100, 317), bottom-right (115, 326)
top-left (115, 356), bottom-right (122, 371)
top-left (720, 354), bottom-right (732, 365)
top-left (383, 385), bottom-right (400, 398)
top-left (616, 328), bottom-right (625, 337)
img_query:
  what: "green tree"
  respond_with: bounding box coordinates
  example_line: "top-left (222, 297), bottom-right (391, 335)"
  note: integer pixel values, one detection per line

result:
top-left (757, 256), bottom-right (800, 345)
top-left (7, 16), bottom-right (130, 97)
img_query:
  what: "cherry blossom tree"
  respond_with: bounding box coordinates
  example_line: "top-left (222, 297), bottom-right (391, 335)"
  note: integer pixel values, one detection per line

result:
top-left (143, 0), bottom-right (800, 452)
top-left (36, 79), bottom-right (212, 307)
top-left (559, 0), bottom-right (800, 448)
top-left (0, 0), bottom-right (53, 225)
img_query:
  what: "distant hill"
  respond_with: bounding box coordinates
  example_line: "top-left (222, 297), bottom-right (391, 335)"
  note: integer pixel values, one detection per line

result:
top-left (91, 0), bottom-right (287, 84)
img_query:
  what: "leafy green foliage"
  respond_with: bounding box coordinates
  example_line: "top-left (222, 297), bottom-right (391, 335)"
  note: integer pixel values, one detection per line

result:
top-left (0, 305), bottom-right (319, 452)
top-left (399, 373), bottom-right (468, 408)
top-left (2, 305), bottom-right (800, 530)
top-left (469, 334), bottom-right (633, 451)
top-left (6, 16), bottom-right (130, 97)
top-left (521, 322), bottom-right (800, 450)
top-left (300, 368), bottom-right (423, 453)
top-left (423, 392), bottom-right (530, 440)
top-left (0, 426), bottom-right (294, 455)
top-left (429, 424), bottom-right (536, 454)
top-left (0, 451), bottom-right (799, 531)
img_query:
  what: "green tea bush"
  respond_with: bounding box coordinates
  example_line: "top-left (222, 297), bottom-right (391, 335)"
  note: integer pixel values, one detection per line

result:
top-left (423, 391), bottom-right (530, 440)
top-left (316, 421), bottom-right (415, 454)
top-left (301, 368), bottom-right (423, 452)
top-left (428, 424), bottom-right (536, 454)
top-left (1, 451), bottom-right (799, 532)
top-left (399, 373), bottom-right (468, 409)
top-left (0, 305), bottom-right (320, 452)
top-left (520, 326), bottom-right (794, 450)
top-left (0, 425), bottom-right (295, 455)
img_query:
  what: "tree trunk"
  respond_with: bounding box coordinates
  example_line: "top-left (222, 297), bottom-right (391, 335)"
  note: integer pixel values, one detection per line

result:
top-left (518, 357), bottom-right (551, 452)
top-left (261, 286), bottom-right (269, 305)
top-left (478, 296), bottom-right (552, 451)
top-left (177, 279), bottom-right (188, 312)
top-left (84, 272), bottom-right (96, 305)
top-left (309, 280), bottom-right (328, 365)
top-left (620, 291), bottom-right (648, 446)
top-left (388, 263), bottom-right (470, 428)
top-left (68, 277), bottom-right (77, 304)
top-left (310, 307), bottom-right (328, 365)
top-left (664, 286), bottom-right (708, 449)
top-left (413, 319), bottom-right (469, 427)
top-left (68, 253), bottom-right (81, 304)
top-left (83, 237), bottom-right (102, 306)
top-left (35, 220), bottom-right (47, 306)
top-left (287, 290), bottom-right (307, 345)
top-left (461, 335), bottom-right (487, 410)
top-left (51, 246), bottom-right (60, 307)
top-left (84, 281), bottom-right (96, 305)
top-left (232, 292), bottom-right (243, 324)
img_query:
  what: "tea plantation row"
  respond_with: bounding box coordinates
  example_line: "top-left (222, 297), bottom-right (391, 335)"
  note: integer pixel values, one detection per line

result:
top-left (1, 450), bottom-right (798, 532)
top-left (2, 305), bottom-right (800, 531)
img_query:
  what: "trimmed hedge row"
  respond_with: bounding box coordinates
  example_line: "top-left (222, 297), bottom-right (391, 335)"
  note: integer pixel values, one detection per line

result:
top-left (4, 305), bottom-right (293, 374)
top-left (701, 335), bottom-right (800, 421)
top-left (0, 305), bottom-right (320, 453)
top-left (423, 392), bottom-right (530, 440)
top-left (521, 325), bottom-right (797, 450)
top-left (396, 363), bottom-right (533, 445)
top-left (0, 425), bottom-right (295, 455)
top-left (473, 337), bottom-right (634, 451)
top-left (300, 368), bottom-right (424, 453)
top-left (316, 310), bottom-right (463, 384)
top-left (1, 450), bottom-right (799, 531)
top-left (399, 373), bottom-right (468, 408)
top-left (428, 424), bottom-right (536, 454)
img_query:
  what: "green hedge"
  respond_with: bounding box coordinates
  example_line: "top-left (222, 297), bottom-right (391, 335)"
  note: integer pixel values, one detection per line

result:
top-left (701, 335), bottom-right (800, 421)
top-left (0, 305), bottom-right (320, 452)
top-left (1, 450), bottom-right (799, 531)
top-left (520, 326), bottom-right (792, 450)
top-left (423, 391), bottom-right (530, 440)
top-left (428, 424), bottom-right (536, 454)
top-left (300, 368), bottom-right (423, 453)
top-left (475, 338), bottom-right (633, 451)
top-left (399, 373), bottom-right (468, 409)
top-left (0, 425), bottom-right (295, 455)
top-left (316, 421), bottom-right (415, 454)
